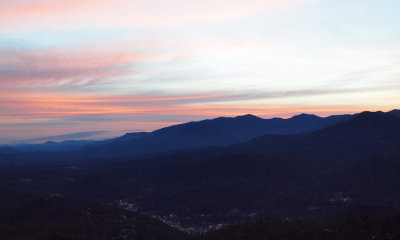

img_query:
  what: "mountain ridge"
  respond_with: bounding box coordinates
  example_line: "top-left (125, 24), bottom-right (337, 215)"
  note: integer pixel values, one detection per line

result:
top-left (80, 112), bottom-right (355, 157)
top-left (2, 109), bottom-right (400, 226)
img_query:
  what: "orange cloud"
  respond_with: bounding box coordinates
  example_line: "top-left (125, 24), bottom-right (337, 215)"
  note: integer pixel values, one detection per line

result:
top-left (0, 90), bottom-right (386, 121)
top-left (0, 88), bottom-right (392, 143)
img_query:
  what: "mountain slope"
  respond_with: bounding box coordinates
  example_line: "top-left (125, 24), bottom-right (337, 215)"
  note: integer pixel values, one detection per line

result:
top-left (70, 111), bottom-right (400, 217)
top-left (10, 140), bottom-right (96, 152)
top-left (237, 111), bottom-right (400, 158)
top-left (81, 113), bottom-right (352, 157)
top-left (388, 109), bottom-right (400, 117)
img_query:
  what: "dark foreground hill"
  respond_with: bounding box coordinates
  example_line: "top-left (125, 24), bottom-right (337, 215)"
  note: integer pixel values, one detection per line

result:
top-left (0, 186), bottom-right (186, 240)
top-left (193, 214), bottom-right (400, 240)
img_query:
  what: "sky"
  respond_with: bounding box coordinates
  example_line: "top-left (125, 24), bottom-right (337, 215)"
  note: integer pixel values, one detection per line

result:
top-left (0, 0), bottom-right (399, 143)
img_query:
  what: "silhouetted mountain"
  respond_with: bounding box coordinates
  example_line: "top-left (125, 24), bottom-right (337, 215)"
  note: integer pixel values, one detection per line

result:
top-left (66, 111), bottom-right (400, 218)
top-left (321, 111), bottom-right (400, 134)
top-left (2, 109), bottom-right (400, 231)
top-left (238, 111), bottom-right (400, 158)
top-left (388, 109), bottom-right (400, 117)
top-left (2, 133), bottom-right (149, 153)
top-left (81, 113), bottom-right (352, 157)
top-left (9, 131), bottom-right (109, 144)
top-left (8, 140), bottom-right (96, 152)
top-left (110, 132), bottom-right (148, 141)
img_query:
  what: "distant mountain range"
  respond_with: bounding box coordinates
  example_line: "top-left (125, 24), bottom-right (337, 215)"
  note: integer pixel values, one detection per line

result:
top-left (63, 110), bottom-right (400, 217)
top-left (388, 109), bottom-right (400, 117)
top-left (78, 112), bottom-right (354, 157)
top-left (2, 112), bottom-right (353, 154)
top-left (236, 110), bottom-right (400, 157)
top-left (4, 110), bottom-right (399, 156)
top-left (7, 140), bottom-right (96, 152)
top-left (1, 109), bottom-right (400, 223)
top-left (8, 131), bottom-right (109, 144)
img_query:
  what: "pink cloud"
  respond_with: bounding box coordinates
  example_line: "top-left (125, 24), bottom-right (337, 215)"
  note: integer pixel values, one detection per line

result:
top-left (0, 0), bottom-right (110, 18)
top-left (0, 88), bottom-right (389, 143)
top-left (0, 0), bottom-right (321, 32)
top-left (0, 90), bottom-right (384, 120)
top-left (0, 47), bottom-right (152, 87)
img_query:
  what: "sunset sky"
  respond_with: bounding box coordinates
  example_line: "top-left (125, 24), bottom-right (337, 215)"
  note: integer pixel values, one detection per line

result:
top-left (0, 0), bottom-right (399, 143)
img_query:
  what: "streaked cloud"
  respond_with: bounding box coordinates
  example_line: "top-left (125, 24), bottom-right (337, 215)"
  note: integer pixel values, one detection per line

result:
top-left (0, 0), bottom-right (319, 32)
top-left (0, 47), bottom-right (152, 87)
top-left (0, 0), bottom-right (399, 143)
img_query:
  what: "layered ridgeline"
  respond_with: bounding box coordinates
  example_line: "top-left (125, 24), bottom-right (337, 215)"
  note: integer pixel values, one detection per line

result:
top-left (237, 110), bottom-right (400, 156)
top-left (1, 110), bottom-right (400, 228)
top-left (59, 111), bottom-right (400, 218)
top-left (1, 113), bottom-right (352, 156)
top-left (7, 110), bottom-right (398, 157)
top-left (78, 112), bottom-right (352, 157)
top-left (9, 110), bottom-right (399, 157)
